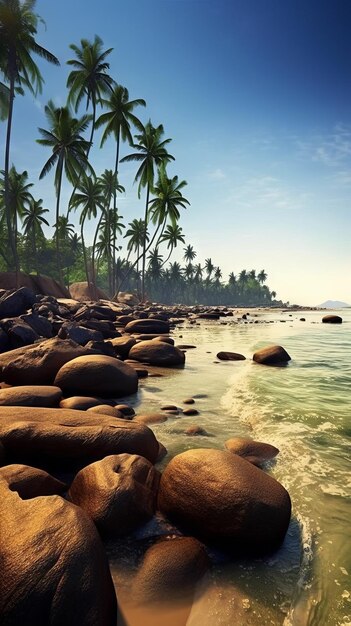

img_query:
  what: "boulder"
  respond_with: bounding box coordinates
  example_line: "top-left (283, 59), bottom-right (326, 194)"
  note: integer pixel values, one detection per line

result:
top-left (58, 322), bottom-right (104, 345)
top-left (0, 464), bottom-right (66, 498)
top-left (322, 314), bottom-right (342, 324)
top-left (59, 396), bottom-right (115, 410)
top-left (158, 448), bottom-right (291, 555)
top-left (108, 335), bottom-right (136, 357)
top-left (69, 281), bottom-right (109, 302)
top-left (131, 537), bottom-right (209, 605)
top-left (129, 340), bottom-right (185, 367)
top-left (54, 355), bottom-right (138, 397)
top-left (1, 338), bottom-right (95, 386)
top-left (0, 286), bottom-right (36, 319)
top-left (87, 405), bottom-right (124, 418)
top-left (7, 319), bottom-right (40, 347)
top-left (20, 312), bottom-right (53, 338)
top-left (69, 454), bottom-right (160, 535)
top-left (197, 313), bottom-right (220, 320)
top-left (0, 477), bottom-right (117, 625)
top-left (135, 413), bottom-right (168, 425)
top-left (216, 351), bottom-right (246, 361)
top-left (253, 345), bottom-right (291, 365)
top-left (0, 385), bottom-right (62, 407)
top-left (185, 425), bottom-right (209, 436)
top-left (224, 437), bottom-right (279, 466)
top-left (0, 407), bottom-right (160, 467)
top-left (125, 318), bottom-right (170, 335)
top-left (116, 291), bottom-right (139, 307)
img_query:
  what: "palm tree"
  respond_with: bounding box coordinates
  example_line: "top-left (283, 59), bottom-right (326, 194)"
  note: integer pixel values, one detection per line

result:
top-left (70, 174), bottom-right (104, 285)
top-left (0, 0), bottom-right (59, 278)
top-left (205, 258), bottom-right (215, 281)
top-left (214, 266), bottom-right (222, 283)
top-left (95, 83), bottom-right (145, 200)
top-left (22, 197), bottom-right (49, 273)
top-left (160, 223), bottom-right (185, 266)
top-left (0, 166), bottom-right (33, 243)
top-left (258, 269), bottom-right (268, 284)
top-left (98, 168), bottom-right (125, 293)
top-left (37, 100), bottom-right (92, 283)
top-left (183, 244), bottom-right (196, 263)
top-left (123, 217), bottom-right (147, 295)
top-left (120, 120), bottom-right (174, 299)
top-left (148, 166), bottom-right (189, 250)
top-left (66, 35), bottom-right (114, 201)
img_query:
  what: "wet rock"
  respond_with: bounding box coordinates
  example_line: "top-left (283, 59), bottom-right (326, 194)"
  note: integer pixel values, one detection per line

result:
top-left (135, 413), bottom-right (168, 425)
top-left (183, 398), bottom-right (195, 404)
top-left (322, 314), bottom-right (342, 324)
top-left (216, 351), bottom-right (246, 361)
top-left (129, 340), bottom-right (185, 367)
top-left (185, 425), bottom-right (209, 436)
top-left (0, 385), bottom-right (62, 407)
top-left (125, 318), bottom-right (170, 335)
top-left (225, 437), bottom-right (279, 466)
top-left (197, 313), bottom-right (220, 320)
top-left (114, 404), bottom-right (135, 418)
top-left (182, 408), bottom-right (199, 416)
top-left (161, 404), bottom-right (178, 411)
top-left (253, 345), bottom-right (291, 365)
top-left (157, 442), bottom-right (168, 462)
top-left (158, 448), bottom-right (291, 555)
top-left (54, 355), bottom-right (138, 397)
top-left (0, 406), bottom-right (160, 467)
top-left (131, 537), bottom-right (209, 605)
top-left (69, 454), bottom-right (160, 536)
top-left (0, 474), bottom-right (117, 625)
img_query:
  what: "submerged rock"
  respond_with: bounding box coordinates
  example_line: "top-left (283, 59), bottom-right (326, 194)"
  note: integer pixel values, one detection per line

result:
top-left (322, 314), bottom-right (342, 324)
top-left (124, 318), bottom-right (170, 335)
top-left (225, 437), bottom-right (279, 466)
top-left (216, 351), bottom-right (246, 361)
top-left (253, 344), bottom-right (291, 365)
top-left (129, 340), bottom-right (185, 367)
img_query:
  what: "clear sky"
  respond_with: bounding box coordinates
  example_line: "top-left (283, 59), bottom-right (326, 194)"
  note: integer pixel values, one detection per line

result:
top-left (3, 0), bottom-right (351, 305)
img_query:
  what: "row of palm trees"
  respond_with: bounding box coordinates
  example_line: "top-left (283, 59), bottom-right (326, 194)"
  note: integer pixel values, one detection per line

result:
top-left (0, 0), bottom-right (280, 307)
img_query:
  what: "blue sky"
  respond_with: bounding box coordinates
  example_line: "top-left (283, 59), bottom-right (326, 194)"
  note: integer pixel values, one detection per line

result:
top-left (3, 0), bottom-right (351, 305)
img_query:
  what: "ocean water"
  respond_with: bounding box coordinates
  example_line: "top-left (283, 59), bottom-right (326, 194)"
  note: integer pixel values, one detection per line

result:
top-left (110, 309), bottom-right (351, 626)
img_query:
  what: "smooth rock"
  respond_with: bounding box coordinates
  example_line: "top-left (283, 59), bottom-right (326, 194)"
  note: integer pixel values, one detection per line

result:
top-left (59, 396), bottom-right (115, 410)
top-left (225, 437), bottom-right (279, 466)
top-left (125, 319), bottom-right (170, 335)
top-left (158, 448), bottom-right (291, 555)
top-left (108, 335), bottom-right (136, 357)
top-left (0, 464), bottom-right (66, 498)
top-left (129, 340), bottom-right (185, 367)
top-left (135, 413), bottom-right (168, 425)
top-left (322, 314), bottom-right (342, 324)
top-left (87, 404), bottom-right (125, 418)
top-left (253, 345), bottom-right (291, 365)
top-left (216, 351), bottom-right (246, 361)
top-left (0, 287), bottom-right (36, 320)
top-left (0, 385), bottom-right (62, 407)
top-left (54, 355), bottom-right (138, 397)
top-left (69, 454), bottom-right (160, 536)
top-left (0, 476), bottom-right (117, 625)
top-left (0, 407), bottom-right (160, 467)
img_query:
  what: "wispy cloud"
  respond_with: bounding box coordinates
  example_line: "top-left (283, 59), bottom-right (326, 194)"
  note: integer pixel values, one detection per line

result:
top-left (295, 123), bottom-right (351, 167)
top-left (226, 175), bottom-right (312, 211)
top-left (209, 167), bottom-right (226, 180)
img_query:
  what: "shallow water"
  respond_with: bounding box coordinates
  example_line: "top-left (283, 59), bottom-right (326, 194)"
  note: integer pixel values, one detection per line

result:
top-left (110, 309), bottom-right (351, 626)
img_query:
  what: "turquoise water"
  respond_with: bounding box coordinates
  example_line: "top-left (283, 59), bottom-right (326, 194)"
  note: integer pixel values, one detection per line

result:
top-left (111, 309), bottom-right (351, 626)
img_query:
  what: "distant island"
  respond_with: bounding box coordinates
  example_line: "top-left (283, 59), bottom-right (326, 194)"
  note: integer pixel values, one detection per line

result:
top-left (318, 300), bottom-right (350, 309)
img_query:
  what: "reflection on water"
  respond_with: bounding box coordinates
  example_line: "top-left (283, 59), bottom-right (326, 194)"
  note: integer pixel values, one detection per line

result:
top-left (110, 309), bottom-right (351, 626)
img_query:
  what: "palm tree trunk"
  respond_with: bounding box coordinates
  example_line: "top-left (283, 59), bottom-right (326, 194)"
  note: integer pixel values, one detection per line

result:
top-left (55, 158), bottom-right (64, 285)
top-left (66, 102), bottom-right (95, 217)
top-left (80, 215), bottom-right (90, 287)
top-left (112, 131), bottom-right (120, 294)
top-left (141, 184), bottom-right (150, 301)
top-left (4, 74), bottom-right (19, 285)
top-left (91, 211), bottom-right (104, 300)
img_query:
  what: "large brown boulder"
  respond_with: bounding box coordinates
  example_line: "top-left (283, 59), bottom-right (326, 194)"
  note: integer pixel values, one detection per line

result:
top-left (108, 335), bottom-right (137, 357)
top-left (54, 354), bottom-right (138, 397)
top-left (129, 340), bottom-right (185, 367)
top-left (0, 272), bottom-right (69, 298)
top-left (0, 407), bottom-right (160, 467)
top-left (158, 448), bottom-right (291, 555)
top-left (0, 385), bottom-right (62, 407)
top-left (322, 314), bottom-right (342, 324)
top-left (0, 476), bottom-right (117, 625)
top-left (224, 437), bottom-right (279, 466)
top-left (1, 338), bottom-right (95, 385)
top-left (124, 318), bottom-right (170, 335)
top-left (252, 345), bottom-right (291, 365)
top-left (69, 454), bottom-right (160, 535)
top-left (69, 281), bottom-right (109, 302)
top-left (116, 291), bottom-right (139, 307)
top-left (0, 464), bottom-right (66, 498)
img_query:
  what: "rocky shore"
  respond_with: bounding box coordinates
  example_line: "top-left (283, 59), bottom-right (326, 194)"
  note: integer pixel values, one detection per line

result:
top-left (1, 284), bottom-right (340, 625)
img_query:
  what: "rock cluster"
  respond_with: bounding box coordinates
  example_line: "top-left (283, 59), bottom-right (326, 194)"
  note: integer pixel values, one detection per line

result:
top-left (0, 286), bottom-right (295, 624)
